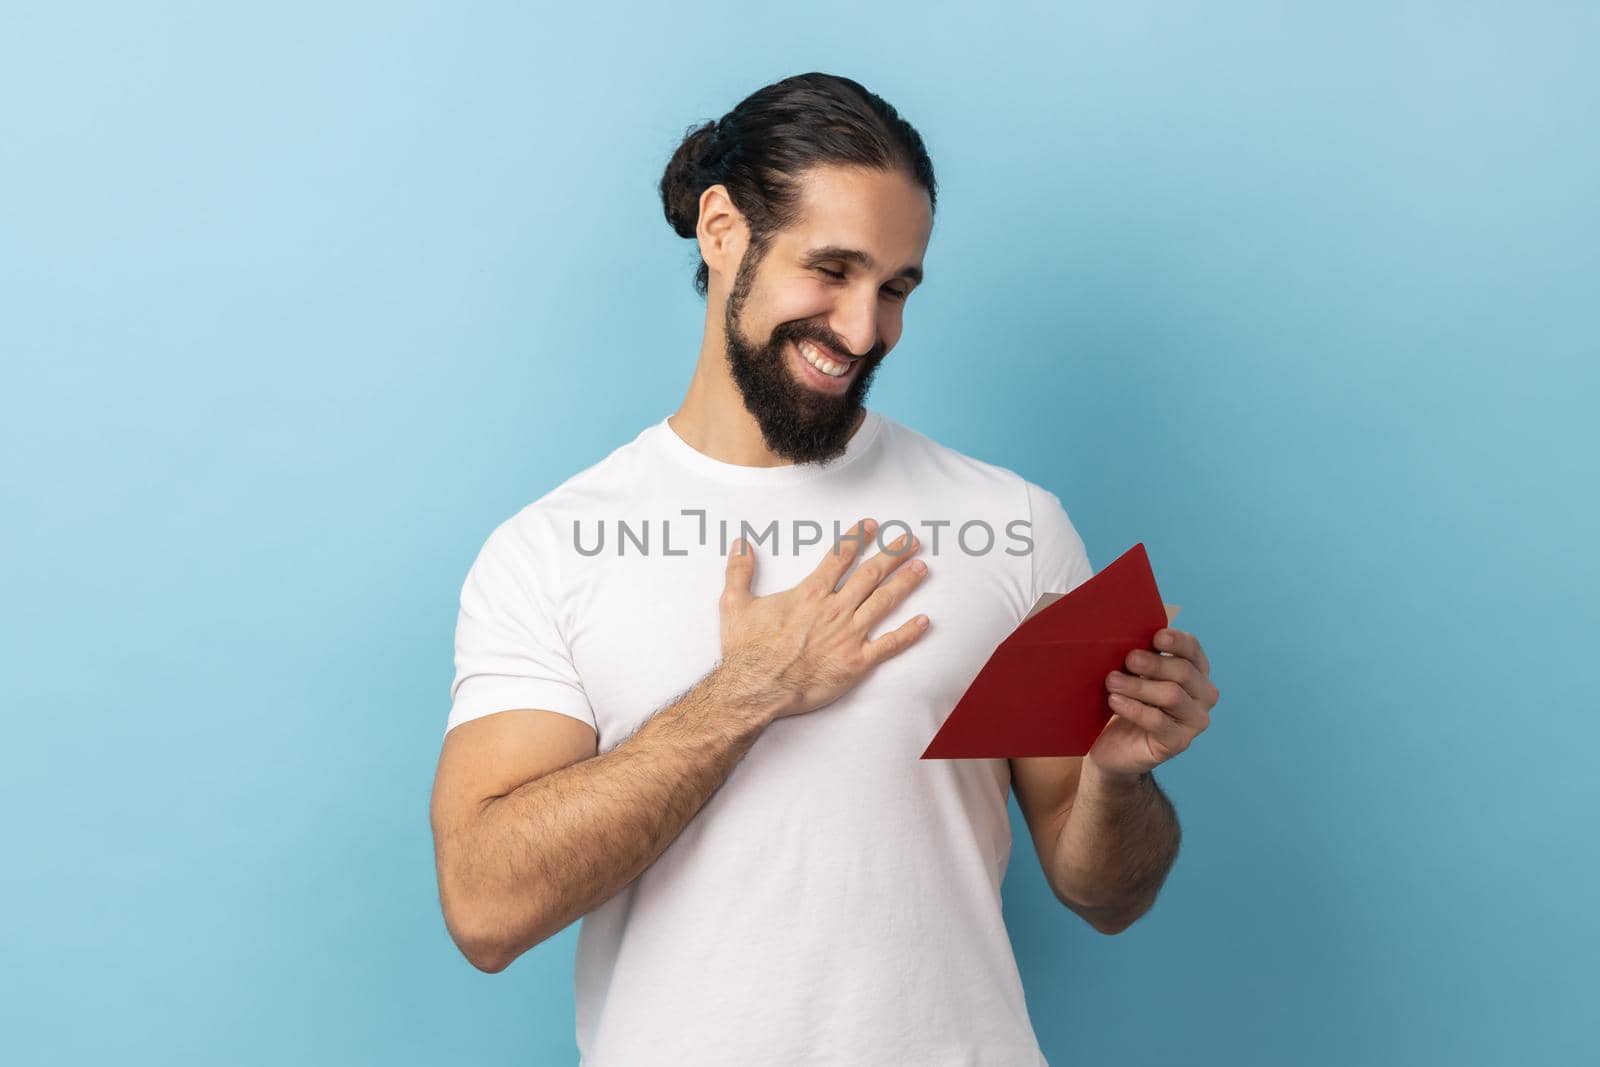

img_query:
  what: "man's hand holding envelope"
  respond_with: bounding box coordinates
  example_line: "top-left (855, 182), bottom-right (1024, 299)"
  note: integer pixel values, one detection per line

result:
top-left (1094, 600), bottom-right (1219, 778)
top-left (921, 543), bottom-right (1220, 768)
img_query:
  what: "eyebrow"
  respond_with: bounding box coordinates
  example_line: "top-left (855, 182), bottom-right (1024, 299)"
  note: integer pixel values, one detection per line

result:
top-left (801, 245), bottom-right (924, 286)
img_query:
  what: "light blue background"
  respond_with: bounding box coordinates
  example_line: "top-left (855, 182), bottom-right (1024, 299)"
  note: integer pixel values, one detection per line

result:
top-left (4, 3), bottom-right (1595, 1064)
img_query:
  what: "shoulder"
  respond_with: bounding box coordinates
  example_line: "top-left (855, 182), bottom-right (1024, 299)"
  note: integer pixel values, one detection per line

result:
top-left (465, 421), bottom-right (661, 582)
top-left (876, 412), bottom-right (1064, 521)
top-left (495, 422), bottom-right (659, 543)
top-left (879, 414), bottom-right (1090, 590)
top-left (875, 412), bottom-right (1036, 497)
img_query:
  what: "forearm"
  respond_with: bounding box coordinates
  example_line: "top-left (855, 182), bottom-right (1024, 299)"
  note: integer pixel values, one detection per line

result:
top-left (449, 656), bottom-right (782, 969)
top-left (1051, 759), bottom-right (1181, 934)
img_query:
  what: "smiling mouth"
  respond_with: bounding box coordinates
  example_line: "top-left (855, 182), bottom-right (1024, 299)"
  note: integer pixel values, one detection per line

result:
top-left (791, 338), bottom-right (856, 380)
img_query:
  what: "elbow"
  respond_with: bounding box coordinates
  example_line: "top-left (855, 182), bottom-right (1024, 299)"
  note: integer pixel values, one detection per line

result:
top-left (440, 887), bottom-right (523, 975)
top-left (446, 895), bottom-right (565, 973)
top-left (1089, 911), bottom-right (1140, 936)
top-left (436, 853), bottom-right (564, 972)
top-left (447, 909), bottom-right (514, 974)
top-left (464, 941), bottom-right (512, 974)
top-left (1056, 886), bottom-right (1151, 936)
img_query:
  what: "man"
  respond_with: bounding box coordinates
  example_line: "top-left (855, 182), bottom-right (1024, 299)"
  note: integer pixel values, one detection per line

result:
top-left (430, 72), bottom-right (1219, 1066)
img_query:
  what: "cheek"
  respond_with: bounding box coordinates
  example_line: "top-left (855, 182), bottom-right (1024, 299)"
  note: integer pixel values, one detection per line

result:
top-left (758, 285), bottom-right (829, 325)
top-left (882, 312), bottom-right (905, 349)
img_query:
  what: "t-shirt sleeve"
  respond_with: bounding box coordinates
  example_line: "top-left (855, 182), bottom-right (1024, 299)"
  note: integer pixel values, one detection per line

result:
top-left (1026, 479), bottom-right (1095, 604)
top-left (446, 521), bottom-right (597, 738)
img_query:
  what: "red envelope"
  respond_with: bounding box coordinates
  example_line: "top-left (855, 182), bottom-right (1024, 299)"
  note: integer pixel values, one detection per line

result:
top-left (920, 542), bottom-right (1179, 759)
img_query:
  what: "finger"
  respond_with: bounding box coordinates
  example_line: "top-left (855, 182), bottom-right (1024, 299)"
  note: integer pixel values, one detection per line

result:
top-left (1106, 670), bottom-right (1207, 730)
top-left (1106, 692), bottom-right (1193, 756)
top-left (813, 517), bottom-right (877, 592)
top-left (837, 528), bottom-right (921, 607)
top-left (853, 549), bottom-right (928, 630)
top-left (861, 612), bottom-right (931, 667)
top-left (1123, 647), bottom-right (1218, 706)
top-left (722, 535), bottom-right (754, 607)
top-left (1155, 627), bottom-right (1210, 677)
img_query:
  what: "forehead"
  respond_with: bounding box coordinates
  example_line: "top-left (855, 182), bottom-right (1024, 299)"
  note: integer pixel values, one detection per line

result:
top-left (777, 164), bottom-right (932, 269)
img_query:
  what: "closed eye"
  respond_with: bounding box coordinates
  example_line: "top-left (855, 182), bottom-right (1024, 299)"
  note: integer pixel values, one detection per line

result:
top-left (816, 266), bottom-right (909, 302)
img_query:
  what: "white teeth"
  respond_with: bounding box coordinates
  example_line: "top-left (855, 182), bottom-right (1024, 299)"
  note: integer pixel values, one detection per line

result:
top-left (797, 341), bottom-right (850, 377)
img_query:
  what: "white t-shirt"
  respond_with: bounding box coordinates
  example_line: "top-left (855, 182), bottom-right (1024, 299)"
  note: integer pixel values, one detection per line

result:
top-left (448, 407), bottom-right (1094, 1066)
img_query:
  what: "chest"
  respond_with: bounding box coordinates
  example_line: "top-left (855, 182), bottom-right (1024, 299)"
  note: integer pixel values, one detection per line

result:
top-left (562, 529), bottom-right (1025, 757)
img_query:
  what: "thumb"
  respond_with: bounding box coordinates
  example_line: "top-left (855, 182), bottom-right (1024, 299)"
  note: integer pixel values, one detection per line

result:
top-left (723, 536), bottom-right (755, 604)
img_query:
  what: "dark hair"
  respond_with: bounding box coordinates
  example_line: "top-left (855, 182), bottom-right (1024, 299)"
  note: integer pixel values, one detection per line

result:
top-left (659, 72), bottom-right (937, 298)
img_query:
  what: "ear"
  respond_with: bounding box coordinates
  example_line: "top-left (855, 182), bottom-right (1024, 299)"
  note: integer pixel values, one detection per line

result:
top-left (696, 183), bottom-right (747, 280)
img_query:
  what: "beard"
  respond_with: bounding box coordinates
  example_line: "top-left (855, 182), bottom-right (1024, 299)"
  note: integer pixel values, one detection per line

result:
top-left (722, 243), bottom-right (886, 466)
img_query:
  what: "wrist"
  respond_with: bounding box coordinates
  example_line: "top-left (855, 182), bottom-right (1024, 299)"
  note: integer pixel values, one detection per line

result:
top-left (711, 651), bottom-right (794, 726)
top-left (1083, 754), bottom-right (1152, 795)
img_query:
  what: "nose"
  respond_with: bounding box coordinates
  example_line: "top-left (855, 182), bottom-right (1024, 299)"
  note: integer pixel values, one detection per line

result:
top-left (828, 295), bottom-right (882, 359)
